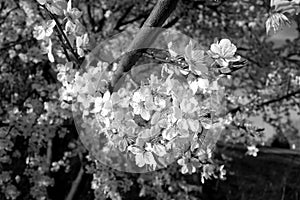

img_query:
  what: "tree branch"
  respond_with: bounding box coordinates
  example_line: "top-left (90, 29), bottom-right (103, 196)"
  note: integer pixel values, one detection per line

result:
top-left (46, 139), bottom-right (53, 172)
top-left (227, 89), bottom-right (300, 116)
top-left (0, 39), bottom-right (31, 51)
top-left (65, 167), bottom-right (84, 200)
top-left (110, 0), bottom-right (179, 90)
top-left (259, 88), bottom-right (300, 107)
top-left (54, 28), bottom-right (71, 62)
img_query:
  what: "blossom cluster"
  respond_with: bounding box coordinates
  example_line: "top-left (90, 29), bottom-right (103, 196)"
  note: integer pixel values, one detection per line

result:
top-left (168, 37), bottom-right (241, 78)
top-left (33, 0), bottom-right (89, 63)
top-left (56, 37), bottom-right (242, 178)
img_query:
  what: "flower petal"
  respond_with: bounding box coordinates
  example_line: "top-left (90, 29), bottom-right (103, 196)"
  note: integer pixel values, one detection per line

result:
top-left (143, 151), bottom-right (156, 168)
top-left (152, 144), bottom-right (167, 157)
top-left (140, 109), bottom-right (151, 121)
top-left (184, 40), bottom-right (193, 60)
top-left (210, 43), bottom-right (221, 55)
top-left (216, 58), bottom-right (229, 67)
top-left (135, 153), bottom-right (146, 167)
top-left (187, 119), bottom-right (200, 132)
top-left (128, 146), bottom-right (143, 154)
top-left (219, 39), bottom-right (231, 49)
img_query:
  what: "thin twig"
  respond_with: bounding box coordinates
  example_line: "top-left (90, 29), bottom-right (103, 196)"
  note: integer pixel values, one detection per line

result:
top-left (42, 5), bottom-right (80, 64)
top-left (46, 139), bottom-right (53, 172)
top-left (65, 167), bottom-right (84, 200)
top-left (0, 125), bottom-right (14, 139)
top-left (0, 39), bottom-right (31, 51)
top-left (227, 89), bottom-right (300, 115)
top-left (54, 28), bottom-right (71, 62)
top-left (259, 89), bottom-right (300, 107)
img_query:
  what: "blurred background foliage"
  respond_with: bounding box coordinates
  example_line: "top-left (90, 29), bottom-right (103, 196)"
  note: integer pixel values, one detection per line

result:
top-left (0, 0), bottom-right (300, 199)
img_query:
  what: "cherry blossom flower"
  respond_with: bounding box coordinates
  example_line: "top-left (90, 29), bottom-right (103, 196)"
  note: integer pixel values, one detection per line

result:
top-left (246, 145), bottom-right (259, 157)
top-left (180, 97), bottom-right (198, 114)
top-left (208, 39), bottom-right (240, 67)
top-left (219, 165), bottom-right (226, 180)
top-left (128, 146), bottom-right (157, 169)
top-left (37, 0), bottom-right (67, 16)
top-left (76, 33), bottom-right (89, 57)
top-left (201, 163), bottom-right (215, 183)
top-left (177, 156), bottom-right (201, 174)
top-left (188, 78), bottom-right (220, 94)
top-left (184, 40), bottom-right (208, 75)
top-left (146, 143), bottom-right (167, 157)
top-left (64, 0), bottom-right (83, 33)
top-left (91, 91), bottom-right (111, 116)
top-left (162, 127), bottom-right (179, 141)
top-left (188, 78), bottom-right (208, 94)
top-left (64, 0), bottom-right (82, 24)
top-left (33, 20), bottom-right (56, 40)
top-left (130, 87), bottom-right (152, 121)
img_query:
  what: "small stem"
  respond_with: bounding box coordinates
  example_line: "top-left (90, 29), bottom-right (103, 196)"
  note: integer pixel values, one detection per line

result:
top-left (126, 73), bottom-right (139, 88)
top-left (65, 167), bottom-right (84, 200)
top-left (54, 28), bottom-right (71, 62)
top-left (143, 50), bottom-right (188, 69)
